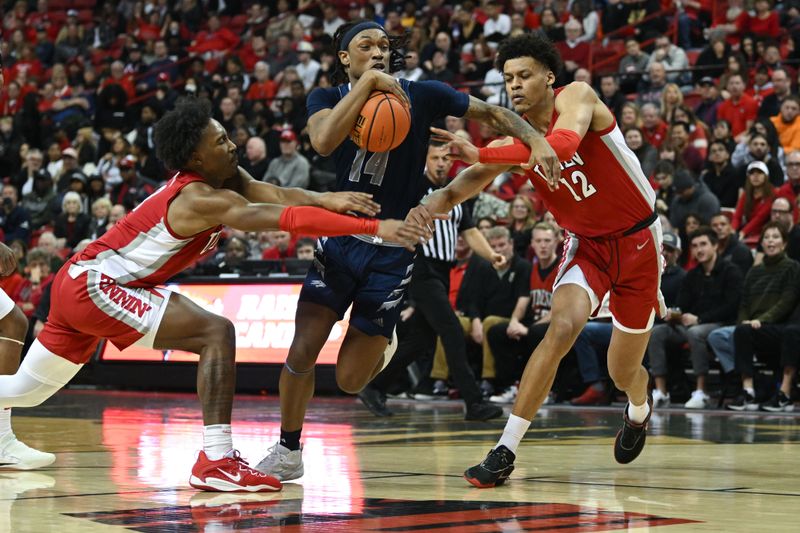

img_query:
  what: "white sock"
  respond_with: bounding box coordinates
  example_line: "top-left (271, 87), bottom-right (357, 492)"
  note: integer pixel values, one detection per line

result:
top-left (0, 408), bottom-right (11, 439)
top-left (495, 414), bottom-right (531, 455)
top-left (627, 400), bottom-right (650, 425)
top-left (745, 387), bottom-right (755, 398)
top-left (203, 424), bottom-right (233, 461)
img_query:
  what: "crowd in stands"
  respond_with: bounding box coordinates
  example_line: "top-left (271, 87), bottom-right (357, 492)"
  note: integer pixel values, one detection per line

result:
top-left (2, 0), bottom-right (800, 409)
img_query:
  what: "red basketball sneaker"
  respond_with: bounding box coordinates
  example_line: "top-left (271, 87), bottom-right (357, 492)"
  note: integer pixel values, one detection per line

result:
top-left (190, 450), bottom-right (282, 492)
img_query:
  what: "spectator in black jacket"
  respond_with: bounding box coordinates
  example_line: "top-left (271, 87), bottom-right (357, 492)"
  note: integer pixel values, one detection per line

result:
top-left (767, 197), bottom-right (800, 261)
top-left (701, 141), bottom-right (740, 209)
top-left (0, 184), bottom-right (31, 245)
top-left (599, 74), bottom-right (626, 121)
top-left (53, 191), bottom-right (90, 250)
top-left (758, 68), bottom-right (792, 119)
top-left (710, 212), bottom-right (754, 275)
top-left (434, 226), bottom-right (530, 398)
top-left (725, 222), bottom-right (800, 411)
top-left (21, 170), bottom-right (57, 232)
top-left (647, 227), bottom-right (743, 409)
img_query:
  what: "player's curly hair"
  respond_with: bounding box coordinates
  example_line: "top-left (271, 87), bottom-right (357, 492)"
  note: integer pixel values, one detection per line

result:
top-left (154, 97), bottom-right (212, 171)
top-left (496, 33), bottom-right (562, 76)
top-left (330, 20), bottom-right (410, 86)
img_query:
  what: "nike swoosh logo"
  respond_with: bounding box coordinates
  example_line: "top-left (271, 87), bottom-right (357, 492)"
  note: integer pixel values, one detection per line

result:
top-left (636, 240), bottom-right (649, 251)
top-left (217, 468), bottom-right (242, 482)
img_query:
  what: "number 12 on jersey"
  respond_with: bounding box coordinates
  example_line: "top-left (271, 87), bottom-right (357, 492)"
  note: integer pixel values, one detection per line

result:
top-left (560, 170), bottom-right (597, 202)
top-left (348, 149), bottom-right (390, 187)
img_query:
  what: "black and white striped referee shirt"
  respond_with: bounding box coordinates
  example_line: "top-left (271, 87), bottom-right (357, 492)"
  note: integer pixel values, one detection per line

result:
top-left (420, 185), bottom-right (474, 263)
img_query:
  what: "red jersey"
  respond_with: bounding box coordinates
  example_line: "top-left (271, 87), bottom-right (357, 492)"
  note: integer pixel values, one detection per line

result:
top-left (529, 258), bottom-right (558, 322)
top-left (71, 171), bottom-right (222, 288)
top-left (521, 90), bottom-right (655, 238)
top-left (717, 94), bottom-right (759, 137)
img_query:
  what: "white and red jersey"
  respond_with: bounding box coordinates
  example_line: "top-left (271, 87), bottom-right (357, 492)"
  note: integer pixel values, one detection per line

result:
top-left (70, 171), bottom-right (222, 288)
top-left (521, 88), bottom-right (655, 238)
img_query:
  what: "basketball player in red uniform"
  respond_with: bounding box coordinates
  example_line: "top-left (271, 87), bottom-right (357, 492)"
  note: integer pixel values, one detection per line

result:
top-left (0, 98), bottom-right (427, 491)
top-left (424, 33), bottom-right (663, 487)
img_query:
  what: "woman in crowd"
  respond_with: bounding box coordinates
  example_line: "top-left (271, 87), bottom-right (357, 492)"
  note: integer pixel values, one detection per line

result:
top-left (733, 162), bottom-right (776, 244)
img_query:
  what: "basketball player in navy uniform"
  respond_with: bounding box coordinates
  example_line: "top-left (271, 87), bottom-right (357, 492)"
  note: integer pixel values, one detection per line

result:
top-left (256, 20), bottom-right (559, 480)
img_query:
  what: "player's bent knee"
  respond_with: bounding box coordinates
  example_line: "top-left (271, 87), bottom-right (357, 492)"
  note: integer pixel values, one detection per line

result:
top-left (335, 370), bottom-right (368, 395)
top-left (544, 316), bottom-right (581, 352)
top-left (203, 318), bottom-right (236, 351)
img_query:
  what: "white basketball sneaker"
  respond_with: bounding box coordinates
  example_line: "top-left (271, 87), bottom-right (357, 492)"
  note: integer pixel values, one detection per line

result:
top-left (255, 444), bottom-right (304, 481)
top-left (0, 433), bottom-right (56, 470)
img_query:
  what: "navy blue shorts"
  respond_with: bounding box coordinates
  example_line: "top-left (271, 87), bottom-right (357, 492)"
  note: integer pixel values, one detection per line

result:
top-left (299, 236), bottom-right (414, 338)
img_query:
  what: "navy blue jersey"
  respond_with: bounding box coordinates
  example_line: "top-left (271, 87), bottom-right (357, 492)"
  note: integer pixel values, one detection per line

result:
top-left (306, 79), bottom-right (470, 220)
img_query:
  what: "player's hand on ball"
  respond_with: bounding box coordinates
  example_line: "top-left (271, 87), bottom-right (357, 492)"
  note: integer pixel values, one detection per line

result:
top-left (430, 127), bottom-right (480, 164)
top-left (366, 70), bottom-right (410, 109)
top-left (0, 243), bottom-right (17, 277)
top-left (320, 191), bottom-right (381, 216)
top-left (377, 219), bottom-right (428, 251)
top-left (521, 136), bottom-right (561, 191)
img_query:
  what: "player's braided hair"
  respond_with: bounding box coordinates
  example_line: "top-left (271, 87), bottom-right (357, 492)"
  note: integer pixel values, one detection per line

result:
top-left (154, 97), bottom-right (211, 171)
top-left (496, 33), bottom-right (562, 76)
top-left (330, 20), bottom-right (410, 86)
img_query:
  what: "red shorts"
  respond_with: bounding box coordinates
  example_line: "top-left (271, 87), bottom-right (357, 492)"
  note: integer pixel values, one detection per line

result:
top-left (554, 221), bottom-right (665, 333)
top-left (37, 265), bottom-right (171, 364)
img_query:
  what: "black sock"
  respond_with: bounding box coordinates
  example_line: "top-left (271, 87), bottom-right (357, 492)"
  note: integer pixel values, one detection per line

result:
top-left (280, 428), bottom-right (302, 451)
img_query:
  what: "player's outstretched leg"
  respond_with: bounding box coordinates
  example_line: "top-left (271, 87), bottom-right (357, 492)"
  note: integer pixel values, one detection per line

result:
top-left (0, 336), bottom-right (83, 470)
top-left (0, 302), bottom-right (58, 469)
top-left (607, 327), bottom-right (653, 464)
top-left (151, 293), bottom-right (281, 492)
top-left (465, 284), bottom-right (592, 488)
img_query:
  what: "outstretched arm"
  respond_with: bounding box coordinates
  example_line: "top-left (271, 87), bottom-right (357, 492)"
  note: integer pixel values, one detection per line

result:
top-left (420, 160), bottom-right (513, 216)
top-left (463, 96), bottom-right (560, 185)
top-left (474, 82), bottom-right (608, 168)
top-left (169, 183), bottom-right (428, 250)
top-left (225, 166), bottom-right (382, 216)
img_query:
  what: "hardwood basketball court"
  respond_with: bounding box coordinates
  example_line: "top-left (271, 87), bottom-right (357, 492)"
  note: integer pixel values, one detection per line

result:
top-left (3, 390), bottom-right (798, 531)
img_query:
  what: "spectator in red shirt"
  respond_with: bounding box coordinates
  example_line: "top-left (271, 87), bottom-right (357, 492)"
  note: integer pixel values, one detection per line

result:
top-left (717, 73), bottom-right (759, 141)
top-left (262, 230), bottom-right (296, 260)
top-left (188, 14), bottom-right (240, 55)
top-left (10, 248), bottom-right (54, 318)
top-left (555, 19), bottom-right (589, 82)
top-left (733, 161), bottom-right (776, 243)
top-left (100, 61), bottom-right (136, 101)
top-left (741, 0), bottom-right (781, 40)
top-left (641, 103), bottom-right (668, 149)
top-left (240, 35), bottom-right (269, 72)
top-left (0, 81), bottom-right (22, 116)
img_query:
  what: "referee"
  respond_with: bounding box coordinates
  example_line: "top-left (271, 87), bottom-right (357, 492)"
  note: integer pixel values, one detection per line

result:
top-left (359, 141), bottom-right (506, 420)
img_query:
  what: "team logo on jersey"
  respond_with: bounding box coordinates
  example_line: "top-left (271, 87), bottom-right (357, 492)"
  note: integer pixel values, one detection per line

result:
top-left (98, 275), bottom-right (153, 318)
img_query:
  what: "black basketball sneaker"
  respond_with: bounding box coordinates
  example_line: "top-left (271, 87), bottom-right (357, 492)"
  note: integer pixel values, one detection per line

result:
top-left (614, 395), bottom-right (654, 464)
top-left (464, 445), bottom-right (516, 488)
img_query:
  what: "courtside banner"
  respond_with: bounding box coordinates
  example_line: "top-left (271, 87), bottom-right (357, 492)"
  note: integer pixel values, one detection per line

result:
top-left (100, 283), bottom-right (349, 364)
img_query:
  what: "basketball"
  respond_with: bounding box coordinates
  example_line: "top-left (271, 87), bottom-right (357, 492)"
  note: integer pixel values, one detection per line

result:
top-left (350, 91), bottom-right (411, 153)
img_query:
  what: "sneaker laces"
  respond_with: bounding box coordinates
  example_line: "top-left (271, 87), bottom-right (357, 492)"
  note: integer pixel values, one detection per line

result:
top-left (265, 444), bottom-right (292, 466)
